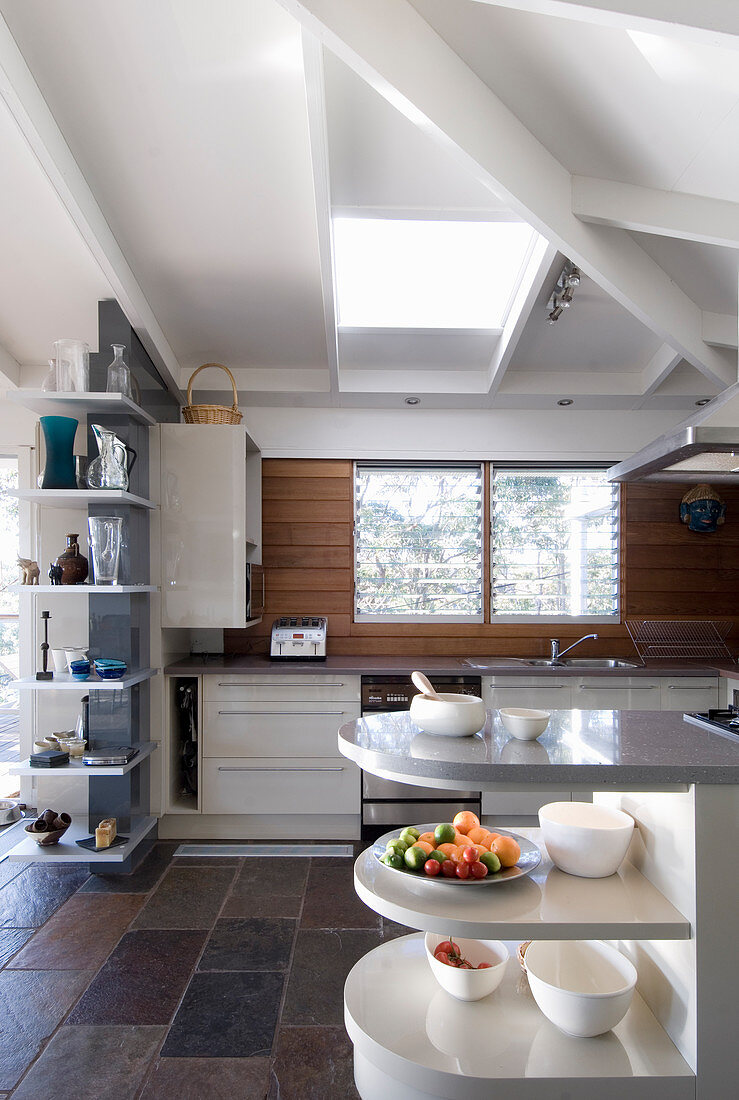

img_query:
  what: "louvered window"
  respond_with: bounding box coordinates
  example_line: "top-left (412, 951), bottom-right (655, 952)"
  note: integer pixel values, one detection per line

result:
top-left (354, 464), bottom-right (483, 621)
top-left (491, 467), bottom-right (619, 620)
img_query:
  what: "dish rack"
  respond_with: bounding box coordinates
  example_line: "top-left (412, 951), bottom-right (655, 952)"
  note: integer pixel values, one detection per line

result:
top-left (626, 620), bottom-right (735, 661)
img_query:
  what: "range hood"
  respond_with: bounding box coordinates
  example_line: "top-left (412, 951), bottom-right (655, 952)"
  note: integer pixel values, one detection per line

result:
top-left (608, 383), bottom-right (739, 483)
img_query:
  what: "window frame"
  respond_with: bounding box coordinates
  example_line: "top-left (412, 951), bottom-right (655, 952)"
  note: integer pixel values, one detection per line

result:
top-left (353, 461), bottom-right (485, 624)
top-left (489, 462), bottom-right (621, 625)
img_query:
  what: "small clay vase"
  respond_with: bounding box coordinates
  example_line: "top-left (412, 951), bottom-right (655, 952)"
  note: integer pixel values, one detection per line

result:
top-left (56, 533), bottom-right (88, 586)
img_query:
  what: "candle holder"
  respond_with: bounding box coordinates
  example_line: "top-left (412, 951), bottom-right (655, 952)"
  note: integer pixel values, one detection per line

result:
top-left (36, 610), bottom-right (53, 680)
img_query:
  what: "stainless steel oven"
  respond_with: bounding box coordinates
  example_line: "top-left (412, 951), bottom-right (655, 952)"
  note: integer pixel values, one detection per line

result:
top-left (361, 674), bottom-right (482, 836)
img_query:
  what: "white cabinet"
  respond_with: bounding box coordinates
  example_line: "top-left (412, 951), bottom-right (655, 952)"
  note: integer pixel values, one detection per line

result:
top-left (158, 424), bottom-right (261, 628)
top-left (203, 758), bottom-right (359, 815)
top-left (484, 676), bottom-right (572, 710)
top-left (660, 677), bottom-right (719, 711)
top-left (572, 676), bottom-right (662, 710)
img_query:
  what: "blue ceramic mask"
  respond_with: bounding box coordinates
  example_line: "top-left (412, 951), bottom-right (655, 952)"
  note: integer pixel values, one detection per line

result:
top-left (680, 495), bottom-right (726, 533)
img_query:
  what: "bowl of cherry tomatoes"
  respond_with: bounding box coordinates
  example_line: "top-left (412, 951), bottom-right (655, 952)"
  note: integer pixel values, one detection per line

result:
top-left (424, 933), bottom-right (509, 1001)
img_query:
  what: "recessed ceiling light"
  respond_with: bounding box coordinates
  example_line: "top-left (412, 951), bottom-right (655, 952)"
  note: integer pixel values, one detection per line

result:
top-left (404, 396), bottom-right (420, 406)
top-left (557, 398), bottom-right (573, 406)
top-left (695, 398), bottom-right (710, 406)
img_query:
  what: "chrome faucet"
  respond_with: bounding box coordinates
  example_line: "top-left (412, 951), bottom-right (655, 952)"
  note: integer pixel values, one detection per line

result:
top-left (549, 634), bottom-right (599, 663)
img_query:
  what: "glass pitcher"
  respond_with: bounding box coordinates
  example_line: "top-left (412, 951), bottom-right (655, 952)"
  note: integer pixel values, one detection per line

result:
top-left (105, 344), bottom-right (133, 400)
top-left (86, 424), bottom-right (137, 490)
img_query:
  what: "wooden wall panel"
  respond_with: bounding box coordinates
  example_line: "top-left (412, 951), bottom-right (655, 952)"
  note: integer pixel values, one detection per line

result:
top-left (225, 463), bottom-right (739, 657)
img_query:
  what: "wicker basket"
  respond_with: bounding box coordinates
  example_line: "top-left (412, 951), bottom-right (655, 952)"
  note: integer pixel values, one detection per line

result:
top-left (182, 363), bottom-right (242, 425)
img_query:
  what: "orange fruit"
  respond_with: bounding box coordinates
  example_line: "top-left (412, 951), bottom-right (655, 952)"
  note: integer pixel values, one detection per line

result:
top-left (415, 840), bottom-right (434, 855)
top-left (418, 832), bottom-right (436, 846)
top-left (436, 843), bottom-right (458, 858)
top-left (467, 826), bottom-right (492, 847)
top-left (453, 810), bottom-right (480, 835)
top-left (454, 832), bottom-right (469, 847)
top-left (492, 835), bottom-right (521, 868)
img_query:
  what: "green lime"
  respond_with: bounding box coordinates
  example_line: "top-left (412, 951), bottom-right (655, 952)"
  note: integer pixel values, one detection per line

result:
top-left (399, 827), bottom-right (420, 846)
top-left (434, 822), bottom-right (456, 845)
top-left (404, 844), bottom-right (429, 871)
top-left (428, 849), bottom-right (448, 864)
top-left (384, 851), bottom-right (404, 870)
top-left (480, 850), bottom-right (501, 874)
top-left (386, 838), bottom-right (408, 855)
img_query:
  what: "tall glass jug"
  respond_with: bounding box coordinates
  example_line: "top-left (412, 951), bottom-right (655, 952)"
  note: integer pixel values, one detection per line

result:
top-left (86, 424), bottom-right (136, 490)
top-left (53, 339), bottom-right (89, 392)
top-left (88, 517), bottom-right (123, 585)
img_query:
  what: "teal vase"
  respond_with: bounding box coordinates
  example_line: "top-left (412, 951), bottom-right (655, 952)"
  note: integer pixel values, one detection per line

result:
top-left (40, 416), bottom-right (78, 489)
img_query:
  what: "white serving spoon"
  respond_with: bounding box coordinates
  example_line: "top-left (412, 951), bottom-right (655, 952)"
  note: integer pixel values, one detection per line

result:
top-left (411, 670), bottom-right (441, 699)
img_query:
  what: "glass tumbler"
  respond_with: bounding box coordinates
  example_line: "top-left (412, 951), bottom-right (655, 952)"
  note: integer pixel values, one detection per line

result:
top-left (88, 516), bottom-right (123, 585)
top-left (53, 339), bottom-right (90, 392)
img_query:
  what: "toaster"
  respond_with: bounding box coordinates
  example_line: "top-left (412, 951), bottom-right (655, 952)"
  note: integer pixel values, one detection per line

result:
top-left (270, 616), bottom-right (327, 660)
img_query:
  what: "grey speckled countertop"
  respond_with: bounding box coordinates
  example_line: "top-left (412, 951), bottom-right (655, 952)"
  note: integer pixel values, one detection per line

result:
top-left (164, 654), bottom-right (737, 678)
top-left (338, 709), bottom-right (739, 787)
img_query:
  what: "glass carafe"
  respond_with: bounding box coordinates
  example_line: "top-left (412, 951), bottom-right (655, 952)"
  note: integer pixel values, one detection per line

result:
top-left (86, 424), bottom-right (136, 490)
top-left (105, 344), bottom-right (133, 400)
top-left (88, 517), bottom-right (123, 585)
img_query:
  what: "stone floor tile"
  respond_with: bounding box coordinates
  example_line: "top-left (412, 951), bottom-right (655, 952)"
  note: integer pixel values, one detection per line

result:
top-left (11, 1024), bottom-right (165, 1100)
top-left (0, 968), bottom-right (92, 1090)
top-left (0, 928), bottom-right (33, 969)
top-left (221, 893), bottom-right (302, 919)
top-left (300, 860), bottom-right (380, 930)
top-left (282, 928), bottom-right (384, 1027)
top-left (161, 971), bottom-right (284, 1058)
top-left (132, 866), bottom-right (235, 929)
top-left (0, 864), bottom-right (89, 928)
top-left (139, 1056), bottom-right (270, 1099)
top-left (8, 893), bottom-right (145, 970)
top-left (381, 916), bottom-right (413, 940)
top-left (199, 917), bottom-right (295, 972)
top-left (268, 1026), bottom-right (359, 1100)
top-left (67, 928), bottom-right (206, 1026)
top-left (78, 842), bottom-right (176, 894)
top-left (231, 857), bottom-right (310, 899)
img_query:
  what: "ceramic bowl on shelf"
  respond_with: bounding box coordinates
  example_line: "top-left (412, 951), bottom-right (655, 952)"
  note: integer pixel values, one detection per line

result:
top-left (499, 707), bottom-right (551, 740)
top-left (93, 659), bottom-right (127, 680)
top-left (24, 808), bottom-right (72, 847)
top-left (409, 692), bottom-right (486, 737)
top-left (424, 933), bottom-right (508, 1001)
top-left (538, 801), bottom-right (634, 878)
top-left (523, 939), bottom-right (637, 1037)
top-left (0, 799), bottom-right (22, 827)
top-left (69, 658), bottom-right (90, 681)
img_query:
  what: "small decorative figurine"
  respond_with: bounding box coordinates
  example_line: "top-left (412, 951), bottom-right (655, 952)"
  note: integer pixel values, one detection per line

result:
top-left (36, 610), bottom-right (53, 680)
top-left (48, 562), bottom-right (64, 585)
top-left (680, 484), bottom-right (726, 534)
top-left (17, 557), bottom-right (40, 585)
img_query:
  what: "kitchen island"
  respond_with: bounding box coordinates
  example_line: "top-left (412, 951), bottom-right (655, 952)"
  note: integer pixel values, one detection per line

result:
top-left (338, 709), bottom-right (739, 1099)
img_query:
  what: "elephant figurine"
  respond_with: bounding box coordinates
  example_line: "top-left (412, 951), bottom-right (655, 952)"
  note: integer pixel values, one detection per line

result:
top-left (17, 557), bottom-right (40, 585)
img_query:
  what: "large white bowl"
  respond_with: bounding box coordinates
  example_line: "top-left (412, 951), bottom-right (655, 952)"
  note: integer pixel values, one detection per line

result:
top-left (524, 939), bottom-right (637, 1037)
top-left (499, 707), bottom-right (550, 740)
top-left (410, 693), bottom-right (486, 737)
top-left (539, 801), bottom-right (634, 878)
top-left (424, 933), bottom-right (508, 1001)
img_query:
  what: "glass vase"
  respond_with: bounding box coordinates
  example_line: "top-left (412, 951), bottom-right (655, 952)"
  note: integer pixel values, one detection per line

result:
top-left (40, 416), bottom-right (78, 489)
top-left (106, 344), bottom-right (133, 400)
top-left (88, 516), bottom-right (123, 585)
top-left (53, 339), bottom-right (89, 392)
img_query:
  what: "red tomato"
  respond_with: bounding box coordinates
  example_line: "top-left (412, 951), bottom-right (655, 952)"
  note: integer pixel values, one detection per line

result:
top-left (461, 846), bottom-right (477, 864)
top-left (477, 962), bottom-right (492, 969)
top-left (459, 961), bottom-right (472, 969)
top-left (470, 860), bottom-right (488, 879)
top-left (441, 859), bottom-right (458, 878)
top-left (436, 939), bottom-right (459, 955)
top-left (434, 950), bottom-right (452, 965)
top-left (455, 861), bottom-right (471, 879)
top-left (424, 858), bottom-right (441, 876)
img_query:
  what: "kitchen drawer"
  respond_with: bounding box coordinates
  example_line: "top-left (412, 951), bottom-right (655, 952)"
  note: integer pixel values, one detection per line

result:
top-left (202, 756), bottom-right (360, 815)
top-left (572, 677), bottom-right (661, 710)
top-left (203, 702), bottom-right (360, 757)
top-left (660, 678), bottom-right (719, 712)
top-left (204, 674), bottom-right (360, 703)
top-left (482, 790), bottom-right (572, 817)
top-left (485, 677), bottom-right (572, 710)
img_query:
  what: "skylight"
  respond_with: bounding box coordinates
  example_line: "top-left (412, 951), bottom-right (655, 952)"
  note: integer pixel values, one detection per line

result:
top-left (333, 217), bottom-right (538, 329)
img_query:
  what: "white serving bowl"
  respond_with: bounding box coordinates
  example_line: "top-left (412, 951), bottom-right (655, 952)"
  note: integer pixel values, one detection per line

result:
top-left (410, 693), bottom-right (486, 738)
top-left (499, 707), bottom-right (550, 740)
top-left (524, 939), bottom-right (637, 1037)
top-left (539, 801), bottom-right (634, 878)
top-left (424, 933), bottom-right (508, 1001)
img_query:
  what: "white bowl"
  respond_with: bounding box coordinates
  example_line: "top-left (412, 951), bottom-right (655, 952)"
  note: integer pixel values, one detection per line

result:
top-left (499, 707), bottom-right (550, 740)
top-left (410, 693), bottom-right (486, 737)
top-left (539, 801), bottom-right (634, 878)
top-left (424, 933), bottom-right (508, 1001)
top-left (524, 939), bottom-right (637, 1037)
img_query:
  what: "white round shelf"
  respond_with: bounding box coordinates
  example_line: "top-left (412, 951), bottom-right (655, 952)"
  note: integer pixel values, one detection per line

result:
top-left (344, 934), bottom-right (693, 1100)
top-left (354, 831), bottom-right (688, 940)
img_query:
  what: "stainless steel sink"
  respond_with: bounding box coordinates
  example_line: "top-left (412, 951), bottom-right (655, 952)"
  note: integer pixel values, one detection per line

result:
top-left (522, 658), bottom-right (640, 669)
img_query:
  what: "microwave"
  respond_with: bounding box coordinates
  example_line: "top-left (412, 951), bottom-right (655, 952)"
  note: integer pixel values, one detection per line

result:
top-left (245, 563), bottom-right (265, 620)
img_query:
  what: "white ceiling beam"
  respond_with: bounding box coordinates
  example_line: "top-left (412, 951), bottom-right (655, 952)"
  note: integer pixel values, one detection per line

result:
top-left (471, 1), bottom-right (739, 49)
top-left (0, 339), bottom-right (21, 388)
top-left (0, 14), bottom-right (181, 397)
top-left (573, 176), bottom-right (739, 248)
top-left (499, 370), bottom-right (648, 396)
top-left (702, 311), bottom-right (738, 349)
top-left (276, 0), bottom-right (734, 392)
top-left (485, 237), bottom-right (558, 402)
top-left (632, 343), bottom-right (682, 408)
top-left (301, 34), bottom-right (340, 405)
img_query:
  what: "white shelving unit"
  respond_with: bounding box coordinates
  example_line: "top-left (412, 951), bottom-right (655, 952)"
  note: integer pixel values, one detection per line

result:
top-left (10, 488), bottom-right (156, 509)
top-left (13, 669), bottom-right (157, 691)
top-left (10, 741), bottom-right (157, 777)
top-left (13, 584), bottom-right (158, 594)
top-left (7, 389), bottom-right (156, 426)
top-left (6, 815), bottom-right (157, 863)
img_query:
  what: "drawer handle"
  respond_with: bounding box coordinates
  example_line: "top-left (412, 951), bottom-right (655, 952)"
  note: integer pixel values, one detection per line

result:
top-left (216, 681), bottom-right (346, 687)
top-left (578, 684), bottom-right (657, 690)
top-left (666, 684), bottom-right (709, 689)
top-left (216, 710), bottom-right (347, 716)
top-left (495, 685), bottom-right (565, 690)
top-left (217, 766), bottom-right (344, 773)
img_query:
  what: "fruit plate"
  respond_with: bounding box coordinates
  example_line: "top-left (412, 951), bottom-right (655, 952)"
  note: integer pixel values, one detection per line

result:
top-left (372, 824), bottom-right (541, 886)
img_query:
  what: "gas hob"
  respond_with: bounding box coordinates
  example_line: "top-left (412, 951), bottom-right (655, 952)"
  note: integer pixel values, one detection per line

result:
top-left (684, 709), bottom-right (739, 742)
